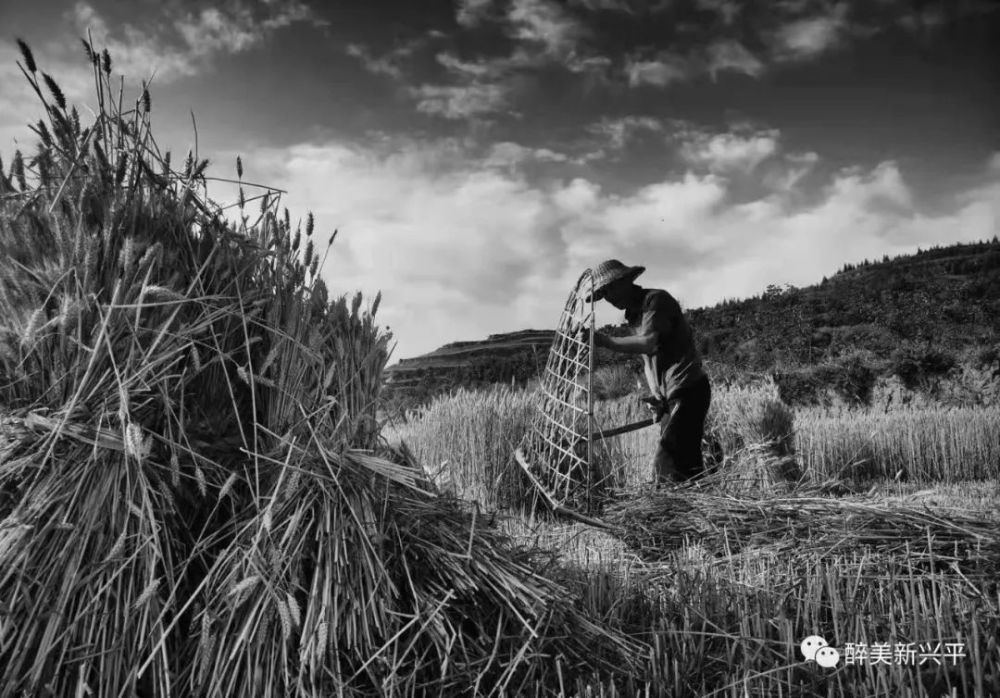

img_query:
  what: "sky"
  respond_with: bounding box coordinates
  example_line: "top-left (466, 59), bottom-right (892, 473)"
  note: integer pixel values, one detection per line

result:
top-left (1, 0), bottom-right (999, 363)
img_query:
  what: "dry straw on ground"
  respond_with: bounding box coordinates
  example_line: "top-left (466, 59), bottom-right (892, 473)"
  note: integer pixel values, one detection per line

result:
top-left (604, 485), bottom-right (1000, 571)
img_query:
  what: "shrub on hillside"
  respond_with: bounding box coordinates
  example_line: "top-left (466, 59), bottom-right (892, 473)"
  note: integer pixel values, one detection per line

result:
top-left (973, 345), bottom-right (1000, 373)
top-left (834, 353), bottom-right (878, 406)
top-left (771, 369), bottom-right (826, 407)
top-left (773, 355), bottom-right (877, 407)
top-left (890, 345), bottom-right (957, 391)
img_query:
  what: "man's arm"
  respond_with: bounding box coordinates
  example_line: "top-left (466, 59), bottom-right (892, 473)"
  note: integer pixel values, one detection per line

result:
top-left (593, 292), bottom-right (673, 355)
top-left (595, 331), bottom-right (657, 355)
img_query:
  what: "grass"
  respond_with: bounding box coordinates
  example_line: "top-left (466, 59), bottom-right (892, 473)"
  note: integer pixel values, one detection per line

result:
top-left (392, 378), bottom-right (804, 502)
top-left (796, 405), bottom-right (1000, 482)
top-left (590, 364), bottom-right (641, 401)
top-left (590, 377), bottom-right (798, 491)
top-left (385, 385), bottom-right (538, 506)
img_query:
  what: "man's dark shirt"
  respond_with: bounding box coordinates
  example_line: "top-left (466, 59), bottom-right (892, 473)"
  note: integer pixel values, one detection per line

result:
top-left (626, 288), bottom-right (706, 399)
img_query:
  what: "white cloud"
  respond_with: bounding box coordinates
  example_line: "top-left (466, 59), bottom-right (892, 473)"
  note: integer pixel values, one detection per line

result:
top-left (484, 142), bottom-right (570, 169)
top-left (456, 0), bottom-right (500, 27)
top-left (431, 0), bottom-right (612, 115)
top-left (761, 151), bottom-right (820, 192)
top-left (422, 0), bottom-right (593, 123)
top-left (218, 135), bottom-right (1000, 361)
top-left (260, 0), bottom-right (327, 30)
top-left (507, 0), bottom-right (588, 58)
top-left (826, 161), bottom-right (913, 215)
top-left (625, 52), bottom-right (691, 87)
top-left (221, 139), bottom-right (578, 357)
top-left (570, 0), bottom-right (630, 11)
top-left (600, 175), bottom-right (727, 245)
top-left (677, 125), bottom-right (823, 198)
top-left (770, 4), bottom-right (849, 61)
top-left (950, 179), bottom-right (1000, 241)
top-left (175, 8), bottom-right (260, 55)
top-left (2, 2), bottom-right (324, 161)
top-left (587, 116), bottom-right (664, 153)
top-left (565, 54), bottom-right (614, 76)
top-left (415, 52), bottom-right (522, 121)
top-left (72, 3), bottom-right (198, 82)
top-left (455, 0), bottom-right (611, 75)
top-left (410, 83), bottom-right (515, 120)
top-left (420, 0), bottom-right (608, 123)
top-left (680, 129), bottom-right (781, 174)
top-left (346, 43), bottom-right (404, 79)
top-left (568, 0), bottom-right (660, 13)
top-left (436, 52), bottom-right (509, 81)
top-left (69, 1), bottom-right (324, 83)
top-left (624, 41), bottom-right (763, 88)
top-left (346, 35), bottom-right (441, 80)
top-left (436, 44), bottom-right (573, 85)
top-left (705, 40), bottom-right (764, 80)
top-left (988, 152), bottom-right (1000, 173)
top-left (552, 176), bottom-right (602, 212)
top-left (428, 48), bottom-right (612, 119)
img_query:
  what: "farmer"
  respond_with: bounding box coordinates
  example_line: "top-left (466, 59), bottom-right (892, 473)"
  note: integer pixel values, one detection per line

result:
top-left (583, 259), bottom-right (711, 484)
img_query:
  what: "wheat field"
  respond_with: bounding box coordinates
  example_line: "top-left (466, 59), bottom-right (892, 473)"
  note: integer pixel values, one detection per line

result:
top-left (388, 378), bottom-right (1000, 696)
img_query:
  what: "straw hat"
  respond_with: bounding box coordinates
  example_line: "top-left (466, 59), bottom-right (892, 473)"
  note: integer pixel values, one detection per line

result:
top-left (586, 259), bottom-right (645, 301)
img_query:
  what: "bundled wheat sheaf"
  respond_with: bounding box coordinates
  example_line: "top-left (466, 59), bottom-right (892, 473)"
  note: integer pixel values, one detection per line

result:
top-left (517, 270), bottom-right (604, 510)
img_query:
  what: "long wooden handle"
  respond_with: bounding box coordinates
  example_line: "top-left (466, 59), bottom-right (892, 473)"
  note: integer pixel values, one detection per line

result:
top-left (589, 418), bottom-right (656, 441)
top-left (514, 448), bottom-right (616, 530)
top-left (589, 400), bottom-right (679, 441)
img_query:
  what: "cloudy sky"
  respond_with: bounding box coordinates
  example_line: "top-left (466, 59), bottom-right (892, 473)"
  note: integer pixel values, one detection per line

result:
top-left (2, 0), bottom-right (999, 362)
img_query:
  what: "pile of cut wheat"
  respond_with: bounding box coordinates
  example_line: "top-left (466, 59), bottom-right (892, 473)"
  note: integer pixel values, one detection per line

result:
top-left (0, 40), bottom-right (641, 697)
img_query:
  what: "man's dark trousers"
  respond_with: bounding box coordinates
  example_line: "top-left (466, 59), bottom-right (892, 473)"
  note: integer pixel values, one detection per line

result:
top-left (653, 375), bottom-right (711, 483)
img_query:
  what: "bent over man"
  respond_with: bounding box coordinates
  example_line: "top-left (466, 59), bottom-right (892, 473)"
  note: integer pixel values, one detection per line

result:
top-left (585, 259), bottom-right (711, 484)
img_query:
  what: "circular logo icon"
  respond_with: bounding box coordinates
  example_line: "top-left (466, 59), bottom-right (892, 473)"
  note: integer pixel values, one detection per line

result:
top-left (800, 635), bottom-right (828, 661)
top-left (816, 646), bottom-right (841, 668)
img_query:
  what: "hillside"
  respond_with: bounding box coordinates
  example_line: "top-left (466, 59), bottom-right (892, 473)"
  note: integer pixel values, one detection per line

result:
top-left (689, 239), bottom-right (1000, 369)
top-left (385, 329), bottom-right (554, 389)
top-left (383, 239), bottom-right (1000, 411)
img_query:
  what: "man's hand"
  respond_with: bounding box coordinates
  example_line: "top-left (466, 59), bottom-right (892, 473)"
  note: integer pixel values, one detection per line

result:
top-left (573, 325), bottom-right (606, 349)
top-left (640, 396), bottom-right (666, 421)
